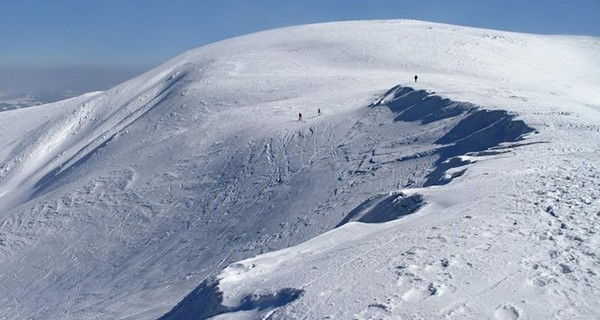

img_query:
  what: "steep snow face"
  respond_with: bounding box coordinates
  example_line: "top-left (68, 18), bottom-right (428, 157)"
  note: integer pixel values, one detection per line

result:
top-left (0, 20), bottom-right (599, 319)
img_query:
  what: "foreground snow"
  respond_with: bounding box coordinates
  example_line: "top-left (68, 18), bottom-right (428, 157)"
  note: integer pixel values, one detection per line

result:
top-left (175, 148), bottom-right (600, 319)
top-left (0, 20), bottom-right (598, 319)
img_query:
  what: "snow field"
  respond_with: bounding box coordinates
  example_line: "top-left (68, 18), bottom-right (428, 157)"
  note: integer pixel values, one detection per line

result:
top-left (0, 20), bottom-right (598, 319)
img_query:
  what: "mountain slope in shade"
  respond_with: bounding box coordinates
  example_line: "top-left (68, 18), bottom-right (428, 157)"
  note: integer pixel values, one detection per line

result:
top-left (0, 20), bottom-right (598, 319)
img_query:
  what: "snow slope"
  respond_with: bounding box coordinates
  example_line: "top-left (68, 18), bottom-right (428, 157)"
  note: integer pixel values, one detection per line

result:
top-left (0, 20), bottom-right (599, 319)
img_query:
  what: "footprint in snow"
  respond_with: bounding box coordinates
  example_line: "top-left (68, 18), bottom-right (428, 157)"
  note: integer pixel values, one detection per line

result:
top-left (355, 303), bottom-right (391, 320)
top-left (401, 282), bottom-right (441, 302)
top-left (493, 304), bottom-right (523, 320)
top-left (530, 274), bottom-right (554, 287)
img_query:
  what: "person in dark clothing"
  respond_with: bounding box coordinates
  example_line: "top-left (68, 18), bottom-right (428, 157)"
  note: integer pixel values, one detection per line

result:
top-left (414, 75), bottom-right (418, 83)
top-left (318, 108), bottom-right (321, 116)
top-left (298, 112), bottom-right (303, 121)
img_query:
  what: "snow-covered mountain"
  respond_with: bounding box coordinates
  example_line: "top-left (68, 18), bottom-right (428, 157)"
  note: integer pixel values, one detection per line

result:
top-left (0, 20), bottom-right (599, 319)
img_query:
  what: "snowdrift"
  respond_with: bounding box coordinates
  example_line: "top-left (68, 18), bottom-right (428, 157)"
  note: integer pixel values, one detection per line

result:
top-left (0, 20), bottom-right (599, 319)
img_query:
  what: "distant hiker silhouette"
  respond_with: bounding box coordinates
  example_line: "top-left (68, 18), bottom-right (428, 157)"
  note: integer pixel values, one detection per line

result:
top-left (318, 108), bottom-right (321, 116)
top-left (298, 112), bottom-right (303, 121)
top-left (414, 75), bottom-right (418, 83)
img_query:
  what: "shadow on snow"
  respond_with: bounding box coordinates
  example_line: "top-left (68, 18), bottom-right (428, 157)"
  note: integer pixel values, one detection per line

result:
top-left (335, 85), bottom-right (534, 227)
top-left (160, 85), bottom-right (535, 318)
top-left (159, 277), bottom-right (303, 320)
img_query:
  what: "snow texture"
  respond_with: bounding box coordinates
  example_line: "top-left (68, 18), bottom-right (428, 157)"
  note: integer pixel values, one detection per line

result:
top-left (0, 20), bottom-right (599, 319)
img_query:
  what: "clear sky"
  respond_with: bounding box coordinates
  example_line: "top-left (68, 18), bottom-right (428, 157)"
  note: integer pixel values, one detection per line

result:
top-left (0, 0), bottom-right (598, 100)
top-left (1, 0), bottom-right (599, 68)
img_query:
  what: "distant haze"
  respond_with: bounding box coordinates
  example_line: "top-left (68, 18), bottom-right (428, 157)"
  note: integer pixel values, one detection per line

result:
top-left (0, 65), bottom-right (148, 107)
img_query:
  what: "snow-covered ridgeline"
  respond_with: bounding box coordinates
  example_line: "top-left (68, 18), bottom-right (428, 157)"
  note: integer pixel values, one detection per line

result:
top-left (0, 20), bottom-right (598, 319)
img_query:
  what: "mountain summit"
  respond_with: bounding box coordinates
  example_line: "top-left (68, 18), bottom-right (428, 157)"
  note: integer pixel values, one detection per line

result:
top-left (0, 20), bottom-right (599, 319)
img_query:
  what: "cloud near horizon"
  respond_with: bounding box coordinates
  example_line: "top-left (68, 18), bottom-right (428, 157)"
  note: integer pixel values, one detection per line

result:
top-left (0, 65), bottom-right (149, 100)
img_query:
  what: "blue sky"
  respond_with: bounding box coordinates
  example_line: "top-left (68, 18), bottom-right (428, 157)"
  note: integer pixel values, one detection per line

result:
top-left (0, 0), bottom-right (598, 99)
top-left (1, 0), bottom-right (599, 68)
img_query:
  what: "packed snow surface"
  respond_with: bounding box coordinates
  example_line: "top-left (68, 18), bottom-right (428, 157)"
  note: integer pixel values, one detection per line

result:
top-left (0, 20), bottom-right (599, 319)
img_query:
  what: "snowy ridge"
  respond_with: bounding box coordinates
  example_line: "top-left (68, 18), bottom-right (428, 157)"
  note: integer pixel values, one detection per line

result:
top-left (159, 87), bottom-right (536, 319)
top-left (0, 20), bottom-right (599, 319)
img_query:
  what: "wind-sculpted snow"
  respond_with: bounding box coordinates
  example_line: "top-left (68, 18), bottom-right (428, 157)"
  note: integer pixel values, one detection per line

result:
top-left (0, 83), bottom-right (532, 319)
top-left (159, 87), bottom-right (535, 319)
top-left (0, 19), bottom-right (599, 320)
top-left (159, 276), bottom-right (303, 320)
top-left (336, 192), bottom-right (425, 227)
top-left (372, 86), bottom-right (535, 186)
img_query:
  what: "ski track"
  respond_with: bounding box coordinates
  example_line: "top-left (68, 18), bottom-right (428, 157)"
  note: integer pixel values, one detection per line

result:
top-left (0, 19), bottom-right (599, 319)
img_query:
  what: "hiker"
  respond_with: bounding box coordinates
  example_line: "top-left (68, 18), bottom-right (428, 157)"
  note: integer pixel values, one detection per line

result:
top-left (298, 112), bottom-right (303, 121)
top-left (414, 75), bottom-right (418, 83)
top-left (318, 108), bottom-right (321, 116)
